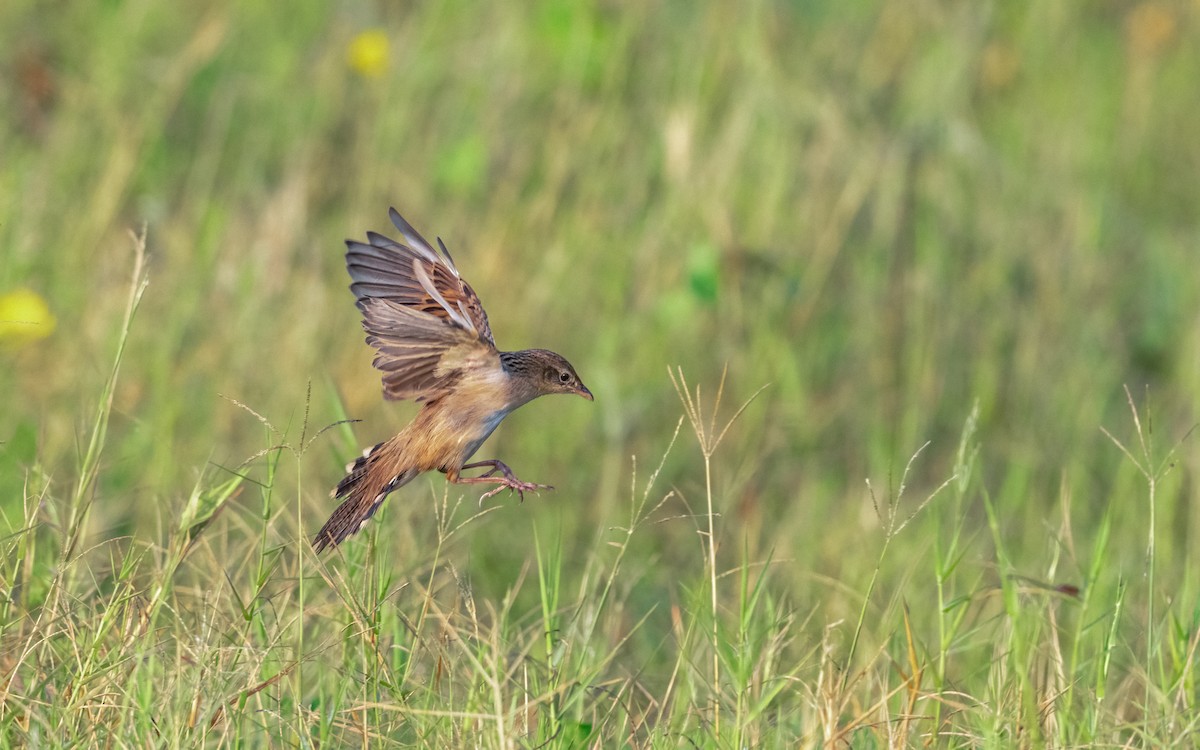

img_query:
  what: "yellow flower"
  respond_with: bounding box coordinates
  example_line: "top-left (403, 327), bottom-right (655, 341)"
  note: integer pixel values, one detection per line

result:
top-left (0, 288), bottom-right (56, 349)
top-left (347, 29), bottom-right (389, 78)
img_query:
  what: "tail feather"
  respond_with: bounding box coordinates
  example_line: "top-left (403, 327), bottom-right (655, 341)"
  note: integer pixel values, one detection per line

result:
top-left (313, 440), bottom-right (418, 552)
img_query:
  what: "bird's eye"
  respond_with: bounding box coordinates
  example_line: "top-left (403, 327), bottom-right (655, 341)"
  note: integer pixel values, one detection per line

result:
top-left (559, 371), bottom-right (571, 384)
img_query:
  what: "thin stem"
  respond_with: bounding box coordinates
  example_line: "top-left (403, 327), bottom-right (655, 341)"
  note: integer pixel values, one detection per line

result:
top-left (704, 451), bottom-right (719, 734)
top-left (61, 228), bottom-right (148, 596)
top-left (668, 365), bottom-right (767, 737)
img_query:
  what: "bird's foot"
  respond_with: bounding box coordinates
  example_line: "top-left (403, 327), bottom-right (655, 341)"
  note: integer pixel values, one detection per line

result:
top-left (459, 459), bottom-right (554, 504)
top-left (479, 478), bottom-right (553, 504)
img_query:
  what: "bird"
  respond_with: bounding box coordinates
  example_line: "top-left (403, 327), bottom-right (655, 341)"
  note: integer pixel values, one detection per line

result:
top-left (312, 208), bottom-right (592, 552)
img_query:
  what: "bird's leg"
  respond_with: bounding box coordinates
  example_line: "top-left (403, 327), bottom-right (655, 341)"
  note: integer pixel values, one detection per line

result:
top-left (449, 460), bottom-right (553, 503)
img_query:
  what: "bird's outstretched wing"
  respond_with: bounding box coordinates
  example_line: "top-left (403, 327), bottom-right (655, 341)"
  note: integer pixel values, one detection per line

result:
top-left (346, 208), bottom-right (494, 346)
top-left (359, 297), bottom-right (500, 402)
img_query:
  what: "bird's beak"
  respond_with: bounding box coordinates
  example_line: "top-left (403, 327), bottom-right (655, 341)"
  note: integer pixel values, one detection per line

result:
top-left (576, 383), bottom-right (594, 401)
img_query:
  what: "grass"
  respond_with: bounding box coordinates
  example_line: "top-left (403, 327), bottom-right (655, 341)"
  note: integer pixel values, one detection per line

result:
top-left (3, 0), bottom-right (1200, 745)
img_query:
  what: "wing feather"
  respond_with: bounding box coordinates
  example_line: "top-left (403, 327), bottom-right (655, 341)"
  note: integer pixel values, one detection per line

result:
top-left (412, 257), bottom-right (475, 332)
top-left (345, 209), bottom-right (500, 401)
top-left (360, 298), bottom-right (497, 402)
top-left (344, 209), bottom-right (494, 345)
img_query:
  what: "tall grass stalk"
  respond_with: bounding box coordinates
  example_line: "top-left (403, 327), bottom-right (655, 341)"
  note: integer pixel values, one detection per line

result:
top-left (845, 444), bottom-right (951, 697)
top-left (59, 229), bottom-right (147, 593)
top-left (932, 403), bottom-right (979, 734)
top-left (1101, 385), bottom-right (1195, 730)
top-left (670, 365), bottom-right (766, 735)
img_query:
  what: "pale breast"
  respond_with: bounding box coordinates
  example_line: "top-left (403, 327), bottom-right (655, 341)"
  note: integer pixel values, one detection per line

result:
top-left (442, 369), bottom-right (515, 466)
top-left (456, 408), bottom-right (508, 463)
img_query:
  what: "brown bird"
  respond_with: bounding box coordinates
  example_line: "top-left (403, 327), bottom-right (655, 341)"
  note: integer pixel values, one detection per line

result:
top-left (312, 208), bottom-right (592, 552)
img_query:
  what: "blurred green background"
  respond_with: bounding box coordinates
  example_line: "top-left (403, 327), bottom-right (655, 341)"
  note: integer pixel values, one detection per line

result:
top-left (2, 0), bottom-right (1199, 742)
top-left (5, 0), bottom-right (1197, 575)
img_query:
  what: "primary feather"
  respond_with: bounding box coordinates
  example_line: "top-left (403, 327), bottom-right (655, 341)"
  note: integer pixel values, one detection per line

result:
top-left (345, 209), bottom-right (494, 345)
top-left (346, 210), bottom-right (500, 402)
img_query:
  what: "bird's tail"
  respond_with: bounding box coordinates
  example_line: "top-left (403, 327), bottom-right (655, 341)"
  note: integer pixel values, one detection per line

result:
top-left (312, 438), bottom-right (418, 552)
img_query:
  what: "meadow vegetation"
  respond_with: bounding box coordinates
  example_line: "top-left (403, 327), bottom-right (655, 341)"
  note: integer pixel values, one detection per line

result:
top-left (2, 1), bottom-right (1199, 746)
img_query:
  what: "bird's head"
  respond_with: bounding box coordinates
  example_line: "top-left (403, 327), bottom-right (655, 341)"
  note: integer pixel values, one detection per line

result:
top-left (502, 349), bottom-right (593, 403)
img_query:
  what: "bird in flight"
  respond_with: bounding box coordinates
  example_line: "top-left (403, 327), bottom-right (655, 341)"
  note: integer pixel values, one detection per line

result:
top-left (313, 209), bottom-right (592, 552)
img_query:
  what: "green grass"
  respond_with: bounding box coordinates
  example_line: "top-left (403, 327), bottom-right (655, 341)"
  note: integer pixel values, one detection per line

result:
top-left (3, 0), bottom-right (1200, 745)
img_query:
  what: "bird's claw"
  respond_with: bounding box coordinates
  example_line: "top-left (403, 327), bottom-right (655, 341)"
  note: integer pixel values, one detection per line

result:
top-left (478, 479), bottom-right (553, 505)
